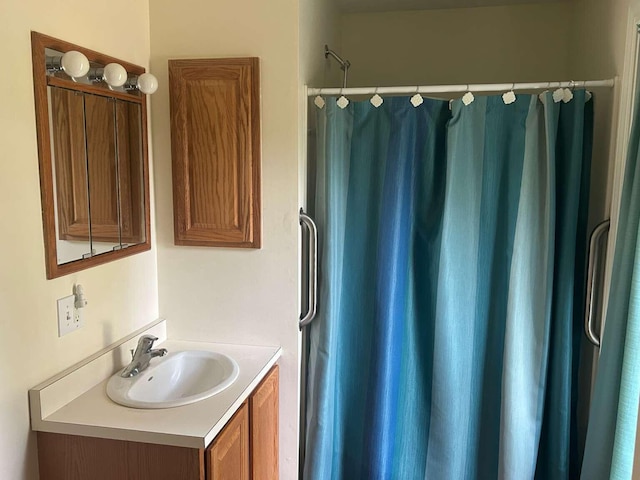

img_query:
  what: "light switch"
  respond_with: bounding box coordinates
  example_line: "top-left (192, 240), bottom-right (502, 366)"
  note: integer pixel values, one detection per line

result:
top-left (57, 295), bottom-right (81, 337)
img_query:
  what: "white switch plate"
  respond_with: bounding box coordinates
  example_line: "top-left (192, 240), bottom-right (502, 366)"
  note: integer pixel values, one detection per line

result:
top-left (57, 295), bottom-right (83, 336)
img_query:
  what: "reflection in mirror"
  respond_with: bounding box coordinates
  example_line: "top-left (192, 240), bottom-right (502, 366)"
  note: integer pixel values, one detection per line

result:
top-left (32, 31), bottom-right (153, 278)
top-left (116, 100), bottom-right (145, 246)
top-left (49, 86), bottom-right (91, 264)
top-left (85, 93), bottom-right (119, 256)
top-left (48, 88), bottom-right (146, 265)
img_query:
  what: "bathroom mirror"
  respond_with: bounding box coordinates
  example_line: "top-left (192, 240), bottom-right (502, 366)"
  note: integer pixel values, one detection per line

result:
top-left (32, 32), bottom-right (150, 279)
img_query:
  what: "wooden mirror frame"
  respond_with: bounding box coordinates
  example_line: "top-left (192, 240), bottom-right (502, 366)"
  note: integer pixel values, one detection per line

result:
top-left (31, 32), bottom-right (151, 279)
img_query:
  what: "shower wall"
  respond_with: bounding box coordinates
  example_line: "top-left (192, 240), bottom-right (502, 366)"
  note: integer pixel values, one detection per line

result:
top-left (340, 3), bottom-right (574, 86)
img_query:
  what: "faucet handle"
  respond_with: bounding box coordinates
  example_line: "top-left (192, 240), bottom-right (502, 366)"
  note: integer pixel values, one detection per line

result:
top-left (136, 334), bottom-right (159, 353)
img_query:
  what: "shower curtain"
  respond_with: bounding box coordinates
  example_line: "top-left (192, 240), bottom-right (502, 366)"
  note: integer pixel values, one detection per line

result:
top-left (304, 91), bottom-right (594, 480)
top-left (581, 79), bottom-right (640, 479)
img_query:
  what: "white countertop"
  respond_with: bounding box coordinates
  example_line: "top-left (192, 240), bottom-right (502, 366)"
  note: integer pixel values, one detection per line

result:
top-left (31, 340), bottom-right (281, 449)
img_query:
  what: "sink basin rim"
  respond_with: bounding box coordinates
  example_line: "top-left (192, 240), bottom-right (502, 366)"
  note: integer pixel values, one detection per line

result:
top-left (106, 349), bottom-right (239, 409)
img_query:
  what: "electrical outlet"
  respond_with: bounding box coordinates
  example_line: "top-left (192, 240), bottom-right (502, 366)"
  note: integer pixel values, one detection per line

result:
top-left (73, 306), bottom-right (84, 330)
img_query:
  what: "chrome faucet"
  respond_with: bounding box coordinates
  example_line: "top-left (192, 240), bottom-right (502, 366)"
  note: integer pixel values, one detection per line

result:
top-left (121, 334), bottom-right (168, 378)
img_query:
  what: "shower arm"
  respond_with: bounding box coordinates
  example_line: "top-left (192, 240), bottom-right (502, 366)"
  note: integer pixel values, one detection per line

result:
top-left (325, 45), bottom-right (351, 89)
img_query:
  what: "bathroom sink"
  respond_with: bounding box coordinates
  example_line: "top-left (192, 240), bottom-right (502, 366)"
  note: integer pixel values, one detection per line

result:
top-left (106, 350), bottom-right (239, 409)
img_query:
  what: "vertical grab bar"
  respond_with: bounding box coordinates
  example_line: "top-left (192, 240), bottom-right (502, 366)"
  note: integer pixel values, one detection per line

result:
top-left (585, 219), bottom-right (610, 347)
top-left (299, 209), bottom-right (318, 329)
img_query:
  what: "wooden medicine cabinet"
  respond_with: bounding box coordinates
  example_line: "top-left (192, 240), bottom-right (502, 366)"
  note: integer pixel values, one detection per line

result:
top-left (31, 32), bottom-right (151, 279)
top-left (169, 58), bottom-right (261, 248)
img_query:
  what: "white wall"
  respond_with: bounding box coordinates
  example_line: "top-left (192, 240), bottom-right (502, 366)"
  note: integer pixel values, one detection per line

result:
top-left (150, 1), bottom-right (303, 478)
top-left (0, 1), bottom-right (157, 479)
top-left (340, 4), bottom-right (574, 86)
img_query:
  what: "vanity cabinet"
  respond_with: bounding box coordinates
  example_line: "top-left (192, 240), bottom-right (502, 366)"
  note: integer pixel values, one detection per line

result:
top-left (37, 365), bottom-right (279, 480)
top-left (207, 402), bottom-right (249, 479)
top-left (250, 362), bottom-right (279, 480)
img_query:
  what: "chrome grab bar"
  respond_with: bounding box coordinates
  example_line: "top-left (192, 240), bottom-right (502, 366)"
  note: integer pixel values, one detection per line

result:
top-left (585, 219), bottom-right (610, 347)
top-left (299, 209), bottom-right (318, 329)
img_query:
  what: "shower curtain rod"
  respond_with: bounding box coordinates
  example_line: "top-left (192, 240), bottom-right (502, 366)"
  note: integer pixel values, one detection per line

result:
top-left (307, 78), bottom-right (615, 96)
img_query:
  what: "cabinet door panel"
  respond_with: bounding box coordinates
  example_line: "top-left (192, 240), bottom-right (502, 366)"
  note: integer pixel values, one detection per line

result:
top-left (128, 441), bottom-right (205, 480)
top-left (250, 365), bottom-right (279, 480)
top-left (207, 401), bottom-right (250, 480)
top-left (37, 432), bottom-right (204, 480)
top-left (37, 432), bottom-right (128, 480)
top-left (169, 58), bottom-right (261, 248)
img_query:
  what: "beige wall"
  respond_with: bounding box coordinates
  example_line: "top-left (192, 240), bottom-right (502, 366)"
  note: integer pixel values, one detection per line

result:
top-left (341, 4), bottom-right (573, 86)
top-left (0, 1), bottom-right (157, 479)
top-left (299, 0), bottom-right (342, 207)
top-left (149, 0), bottom-right (306, 478)
top-left (300, 0), bottom-right (343, 88)
top-left (568, 0), bottom-right (631, 231)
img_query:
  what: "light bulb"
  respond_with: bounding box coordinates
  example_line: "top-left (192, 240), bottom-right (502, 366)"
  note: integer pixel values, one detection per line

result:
top-left (103, 63), bottom-right (127, 88)
top-left (137, 73), bottom-right (158, 94)
top-left (61, 51), bottom-right (90, 80)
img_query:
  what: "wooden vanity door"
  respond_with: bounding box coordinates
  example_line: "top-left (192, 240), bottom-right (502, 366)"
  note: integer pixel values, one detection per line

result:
top-left (250, 365), bottom-right (279, 480)
top-left (206, 402), bottom-right (250, 480)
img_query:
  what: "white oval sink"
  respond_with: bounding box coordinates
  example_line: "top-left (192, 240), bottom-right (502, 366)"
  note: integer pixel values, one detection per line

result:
top-left (107, 350), bottom-right (239, 409)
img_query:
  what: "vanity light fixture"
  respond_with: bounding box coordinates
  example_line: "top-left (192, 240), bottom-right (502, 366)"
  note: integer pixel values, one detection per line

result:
top-left (88, 62), bottom-right (127, 88)
top-left (103, 62), bottom-right (128, 88)
top-left (124, 72), bottom-right (159, 94)
top-left (46, 50), bottom-right (90, 81)
top-left (47, 50), bottom-right (158, 94)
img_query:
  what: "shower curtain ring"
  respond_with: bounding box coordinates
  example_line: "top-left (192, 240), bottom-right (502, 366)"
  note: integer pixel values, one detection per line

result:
top-left (502, 83), bottom-right (517, 105)
top-left (337, 87), bottom-right (349, 109)
top-left (411, 86), bottom-right (423, 107)
top-left (561, 81), bottom-right (575, 103)
top-left (462, 84), bottom-right (475, 106)
top-left (370, 87), bottom-right (383, 108)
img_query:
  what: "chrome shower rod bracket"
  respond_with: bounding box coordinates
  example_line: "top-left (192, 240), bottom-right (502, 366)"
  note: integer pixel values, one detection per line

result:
top-left (325, 44), bottom-right (351, 89)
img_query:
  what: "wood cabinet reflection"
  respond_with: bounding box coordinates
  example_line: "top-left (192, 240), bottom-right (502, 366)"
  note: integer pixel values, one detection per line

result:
top-left (50, 87), bottom-right (144, 248)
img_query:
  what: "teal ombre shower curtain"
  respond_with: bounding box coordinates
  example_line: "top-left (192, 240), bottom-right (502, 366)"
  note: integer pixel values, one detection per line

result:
top-left (304, 91), bottom-right (593, 480)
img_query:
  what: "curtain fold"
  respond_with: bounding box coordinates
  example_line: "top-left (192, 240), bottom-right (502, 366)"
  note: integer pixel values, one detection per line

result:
top-left (305, 92), bottom-right (594, 480)
top-left (581, 84), bottom-right (640, 480)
